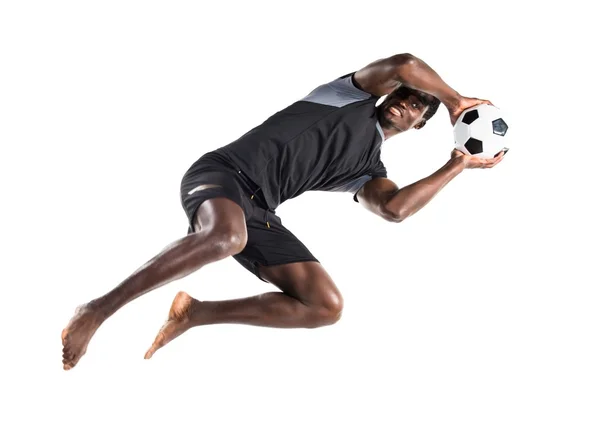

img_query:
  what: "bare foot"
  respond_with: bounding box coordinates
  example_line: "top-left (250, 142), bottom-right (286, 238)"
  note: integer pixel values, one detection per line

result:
top-left (144, 291), bottom-right (197, 360)
top-left (61, 304), bottom-right (105, 370)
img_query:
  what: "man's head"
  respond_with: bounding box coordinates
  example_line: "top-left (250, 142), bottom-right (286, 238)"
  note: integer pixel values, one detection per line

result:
top-left (377, 85), bottom-right (440, 133)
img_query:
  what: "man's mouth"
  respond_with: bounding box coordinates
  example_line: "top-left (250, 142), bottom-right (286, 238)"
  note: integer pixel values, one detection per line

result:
top-left (389, 105), bottom-right (403, 117)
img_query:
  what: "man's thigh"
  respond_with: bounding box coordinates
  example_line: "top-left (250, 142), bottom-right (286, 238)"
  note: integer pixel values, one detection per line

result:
top-left (233, 208), bottom-right (319, 283)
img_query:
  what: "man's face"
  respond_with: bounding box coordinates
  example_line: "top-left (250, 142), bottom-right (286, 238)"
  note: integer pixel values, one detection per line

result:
top-left (378, 86), bottom-right (431, 132)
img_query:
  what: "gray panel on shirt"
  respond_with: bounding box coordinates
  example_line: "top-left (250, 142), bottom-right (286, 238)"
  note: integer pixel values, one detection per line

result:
top-left (301, 74), bottom-right (372, 107)
top-left (327, 174), bottom-right (372, 194)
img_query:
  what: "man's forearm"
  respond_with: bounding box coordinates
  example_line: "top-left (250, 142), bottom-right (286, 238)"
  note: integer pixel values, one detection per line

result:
top-left (384, 157), bottom-right (465, 222)
top-left (394, 54), bottom-right (461, 109)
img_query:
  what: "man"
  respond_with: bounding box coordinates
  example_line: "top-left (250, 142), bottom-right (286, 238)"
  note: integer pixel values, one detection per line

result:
top-left (61, 53), bottom-right (505, 370)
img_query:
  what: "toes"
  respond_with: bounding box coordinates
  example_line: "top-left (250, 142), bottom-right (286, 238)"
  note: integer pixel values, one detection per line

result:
top-left (144, 344), bottom-right (159, 359)
top-left (63, 350), bottom-right (75, 365)
top-left (144, 333), bottom-right (165, 359)
top-left (63, 356), bottom-right (74, 369)
top-left (64, 355), bottom-right (81, 370)
top-left (62, 346), bottom-right (85, 370)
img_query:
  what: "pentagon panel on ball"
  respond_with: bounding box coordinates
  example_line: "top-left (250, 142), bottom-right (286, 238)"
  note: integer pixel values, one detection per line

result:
top-left (453, 104), bottom-right (509, 159)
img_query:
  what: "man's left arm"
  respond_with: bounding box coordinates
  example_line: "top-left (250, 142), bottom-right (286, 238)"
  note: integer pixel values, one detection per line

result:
top-left (356, 150), bottom-right (505, 222)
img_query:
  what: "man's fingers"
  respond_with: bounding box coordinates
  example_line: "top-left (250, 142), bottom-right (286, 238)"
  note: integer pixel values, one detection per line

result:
top-left (486, 155), bottom-right (503, 168)
top-left (477, 153), bottom-right (503, 168)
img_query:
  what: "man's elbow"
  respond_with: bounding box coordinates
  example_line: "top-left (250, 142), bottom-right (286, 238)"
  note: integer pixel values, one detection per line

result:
top-left (380, 203), bottom-right (406, 223)
top-left (392, 53), bottom-right (417, 68)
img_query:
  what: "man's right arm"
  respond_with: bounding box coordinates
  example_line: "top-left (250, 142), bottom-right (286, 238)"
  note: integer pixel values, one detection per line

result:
top-left (353, 53), bottom-right (461, 107)
top-left (353, 53), bottom-right (493, 125)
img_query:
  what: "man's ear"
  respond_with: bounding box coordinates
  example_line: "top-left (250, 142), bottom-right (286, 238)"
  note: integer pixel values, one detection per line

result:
top-left (414, 120), bottom-right (426, 130)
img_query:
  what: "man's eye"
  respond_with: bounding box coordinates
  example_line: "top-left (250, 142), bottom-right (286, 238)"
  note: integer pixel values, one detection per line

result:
top-left (412, 103), bottom-right (418, 108)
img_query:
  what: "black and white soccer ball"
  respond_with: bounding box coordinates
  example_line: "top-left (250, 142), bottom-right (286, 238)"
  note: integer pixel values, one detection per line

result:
top-left (453, 104), bottom-right (509, 159)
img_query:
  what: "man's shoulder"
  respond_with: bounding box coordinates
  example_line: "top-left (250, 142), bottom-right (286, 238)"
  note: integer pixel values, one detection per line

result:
top-left (300, 72), bottom-right (377, 108)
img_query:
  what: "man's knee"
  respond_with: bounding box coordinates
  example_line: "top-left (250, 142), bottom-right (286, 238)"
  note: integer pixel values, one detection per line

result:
top-left (308, 287), bottom-right (344, 328)
top-left (207, 224), bottom-right (247, 257)
top-left (193, 198), bottom-right (248, 257)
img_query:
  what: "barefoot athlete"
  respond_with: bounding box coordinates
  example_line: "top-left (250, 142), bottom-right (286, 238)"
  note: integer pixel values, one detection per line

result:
top-left (62, 53), bottom-right (505, 370)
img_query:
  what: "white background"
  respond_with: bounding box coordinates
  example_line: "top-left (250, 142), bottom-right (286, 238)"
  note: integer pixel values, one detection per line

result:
top-left (2, 1), bottom-right (599, 434)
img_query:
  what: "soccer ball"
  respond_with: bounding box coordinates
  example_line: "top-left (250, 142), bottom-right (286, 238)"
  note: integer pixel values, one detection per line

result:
top-left (453, 104), bottom-right (509, 159)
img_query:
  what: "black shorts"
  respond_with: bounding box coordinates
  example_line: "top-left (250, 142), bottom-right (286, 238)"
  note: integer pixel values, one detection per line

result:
top-left (180, 151), bottom-right (319, 282)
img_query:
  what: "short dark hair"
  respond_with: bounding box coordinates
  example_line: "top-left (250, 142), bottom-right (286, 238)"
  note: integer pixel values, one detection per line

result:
top-left (412, 89), bottom-right (441, 121)
top-left (394, 85), bottom-right (441, 121)
top-left (422, 95), bottom-right (440, 121)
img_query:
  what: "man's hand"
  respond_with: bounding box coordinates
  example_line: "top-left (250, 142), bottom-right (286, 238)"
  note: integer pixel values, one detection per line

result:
top-left (451, 148), bottom-right (506, 169)
top-left (449, 96), bottom-right (494, 125)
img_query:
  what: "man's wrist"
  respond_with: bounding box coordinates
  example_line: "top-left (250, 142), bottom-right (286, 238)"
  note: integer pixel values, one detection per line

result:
top-left (449, 154), bottom-right (468, 171)
top-left (443, 92), bottom-right (462, 112)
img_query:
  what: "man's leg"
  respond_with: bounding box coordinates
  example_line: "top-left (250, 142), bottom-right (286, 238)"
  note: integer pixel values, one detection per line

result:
top-left (144, 261), bottom-right (343, 359)
top-left (61, 197), bottom-right (247, 370)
